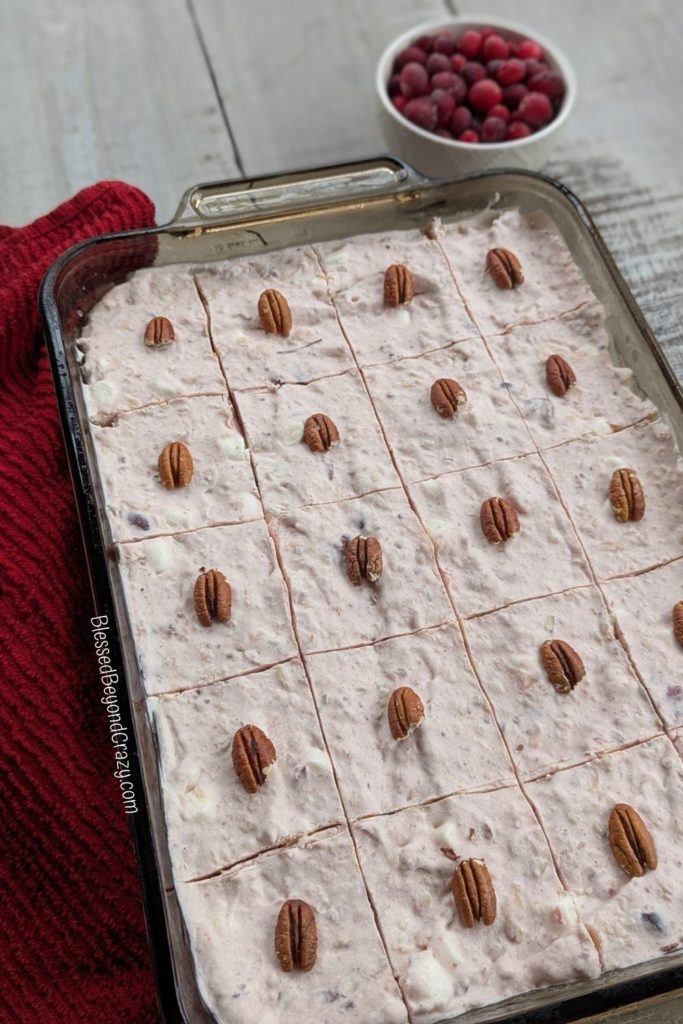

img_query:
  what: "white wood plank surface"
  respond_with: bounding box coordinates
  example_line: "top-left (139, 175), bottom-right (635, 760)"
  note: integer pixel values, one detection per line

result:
top-left (0, 0), bottom-right (239, 225)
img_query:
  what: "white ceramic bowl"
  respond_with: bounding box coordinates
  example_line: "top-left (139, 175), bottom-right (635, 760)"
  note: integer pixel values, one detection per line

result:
top-left (376, 16), bottom-right (576, 178)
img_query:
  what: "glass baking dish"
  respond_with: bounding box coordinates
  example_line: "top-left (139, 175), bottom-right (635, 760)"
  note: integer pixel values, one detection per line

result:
top-left (40, 158), bottom-right (683, 1024)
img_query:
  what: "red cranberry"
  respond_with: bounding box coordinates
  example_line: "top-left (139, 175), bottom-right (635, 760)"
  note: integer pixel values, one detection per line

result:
top-left (517, 90), bottom-right (553, 127)
top-left (502, 83), bottom-right (528, 110)
top-left (505, 120), bottom-right (532, 140)
top-left (400, 62), bottom-right (430, 98)
top-left (515, 38), bottom-right (543, 61)
top-left (488, 103), bottom-right (511, 123)
top-left (524, 58), bottom-right (546, 78)
top-left (457, 30), bottom-right (482, 59)
top-left (481, 34), bottom-right (510, 61)
top-left (426, 52), bottom-right (452, 76)
top-left (497, 58), bottom-right (526, 86)
top-left (470, 116), bottom-right (483, 133)
top-left (403, 96), bottom-right (438, 131)
top-left (462, 61), bottom-right (487, 84)
top-left (431, 88), bottom-right (456, 126)
top-left (436, 128), bottom-right (454, 139)
top-left (394, 46), bottom-right (427, 72)
top-left (431, 71), bottom-right (466, 103)
top-left (481, 116), bottom-right (507, 142)
top-left (486, 58), bottom-right (503, 78)
top-left (480, 27), bottom-right (497, 40)
top-left (450, 105), bottom-right (472, 135)
top-left (468, 78), bottom-right (503, 112)
top-left (392, 94), bottom-right (408, 113)
top-left (450, 53), bottom-right (467, 72)
top-left (527, 71), bottom-right (565, 100)
top-left (433, 32), bottom-right (458, 55)
top-left (415, 35), bottom-right (436, 54)
top-left (388, 74), bottom-right (402, 96)
top-left (458, 129), bottom-right (481, 143)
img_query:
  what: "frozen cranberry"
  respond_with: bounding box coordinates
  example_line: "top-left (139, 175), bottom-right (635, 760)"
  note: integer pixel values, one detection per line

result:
top-left (527, 71), bottom-right (565, 100)
top-left (430, 71), bottom-right (466, 103)
top-left (415, 35), bottom-right (436, 54)
top-left (433, 32), bottom-right (458, 55)
top-left (393, 46), bottom-right (427, 72)
top-left (524, 58), bottom-right (546, 78)
top-left (517, 90), bottom-right (553, 127)
top-left (486, 58), bottom-right (503, 78)
top-left (502, 83), bottom-right (528, 110)
top-left (505, 120), bottom-right (532, 140)
top-left (488, 103), bottom-right (511, 123)
top-left (458, 129), bottom-right (481, 143)
top-left (497, 58), bottom-right (526, 86)
top-left (468, 78), bottom-right (503, 112)
top-left (481, 115), bottom-right (507, 142)
top-left (462, 61), bottom-right (486, 84)
top-left (392, 94), bottom-right (408, 113)
top-left (515, 38), bottom-right (543, 61)
top-left (457, 30), bottom-right (482, 59)
top-left (426, 52), bottom-right (452, 76)
top-left (400, 62), bottom-right (430, 98)
top-left (481, 33), bottom-right (510, 61)
top-left (403, 96), bottom-right (438, 131)
top-left (480, 27), bottom-right (497, 40)
top-left (388, 74), bottom-right (402, 96)
top-left (450, 53), bottom-right (467, 72)
top-left (436, 128), bottom-right (454, 139)
top-left (450, 105), bottom-right (472, 135)
top-left (470, 116), bottom-right (483, 133)
top-left (431, 88), bottom-right (456, 126)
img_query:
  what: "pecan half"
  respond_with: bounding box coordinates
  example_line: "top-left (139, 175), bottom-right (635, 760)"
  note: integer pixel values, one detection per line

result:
top-left (193, 568), bottom-right (232, 626)
top-left (540, 639), bottom-right (585, 694)
top-left (486, 248), bottom-right (524, 290)
top-left (384, 263), bottom-right (414, 306)
top-left (480, 497), bottom-right (520, 545)
top-left (346, 535), bottom-right (383, 586)
top-left (388, 686), bottom-right (425, 740)
top-left (275, 899), bottom-right (317, 972)
top-left (608, 803), bottom-right (657, 878)
top-left (144, 316), bottom-right (175, 347)
top-left (258, 288), bottom-right (292, 336)
top-left (158, 441), bottom-right (193, 489)
top-left (303, 413), bottom-right (340, 453)
top-left (431, 378), bottom-right (467, 419)
top-left (452, 858), bottom-right (497, 928)
top-left (546, 354), bottom-right (576, 397)
top-left (673, 602), bottom-right (683, 648)
top-left (609, 467), bottom-right (645, 522)
top-left (232, 724), bottom-right (277, 793)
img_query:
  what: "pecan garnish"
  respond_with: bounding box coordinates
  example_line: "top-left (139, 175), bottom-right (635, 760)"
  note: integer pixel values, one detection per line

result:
top-left (193, 568), bottom-right (232, 626)
top-left (540, 639), bottom-right (585, 694)
top-left (258, 288), bottom-right (292, 336)
top-left (452, 858), bottom-right (497, 928)
top-left (384, 263), bottom-right (414, 306)
top-left (486, 248), bottom-right (524, 290)
top-left (673, 602), bottom-right (683, 648)
top-left (430, 378), bottom-right (467, 419)
top-left (275, 899), bottom-right (317, 972)
top-left (388, 686), bottom-right (425, 740)
top-left (480, 497), bottom-right (520, 545)
top-left (608, 803), bottom-right (657, 878)
top-left (303, 413), bottom-right (340, 453)
top-left (545, 354), bottom-right (576, 397)
top-left (232, 724), bottom-right (277, 793)
top-left (346, 535), bottom-right (383, 586)
top-left (609, 467), bottom-right (645, 522)
top-left (144, 316), bottom-right (175, 347)
top-left (158, 441), bottom-right (193, 489)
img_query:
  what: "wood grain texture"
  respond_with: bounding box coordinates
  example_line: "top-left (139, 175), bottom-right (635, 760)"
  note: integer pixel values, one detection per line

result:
top-left (0, 0), bottom-right (238, 225)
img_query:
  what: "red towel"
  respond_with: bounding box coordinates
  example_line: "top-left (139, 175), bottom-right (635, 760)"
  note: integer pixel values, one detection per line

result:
top-left (0, 184), bottom-right (160, 1024)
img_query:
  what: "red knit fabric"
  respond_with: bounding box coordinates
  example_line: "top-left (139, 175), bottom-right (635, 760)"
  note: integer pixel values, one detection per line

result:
top-left (0, 184), bottom-right (160, 1024)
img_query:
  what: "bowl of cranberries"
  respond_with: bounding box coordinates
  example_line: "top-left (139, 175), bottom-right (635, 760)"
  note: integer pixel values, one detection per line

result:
top-left (377, 17), bottom-right (575, 177)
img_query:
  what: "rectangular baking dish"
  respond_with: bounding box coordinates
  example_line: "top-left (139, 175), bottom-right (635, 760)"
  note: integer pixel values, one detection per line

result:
top-left (40, 158), bottom-right (683, 1024)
